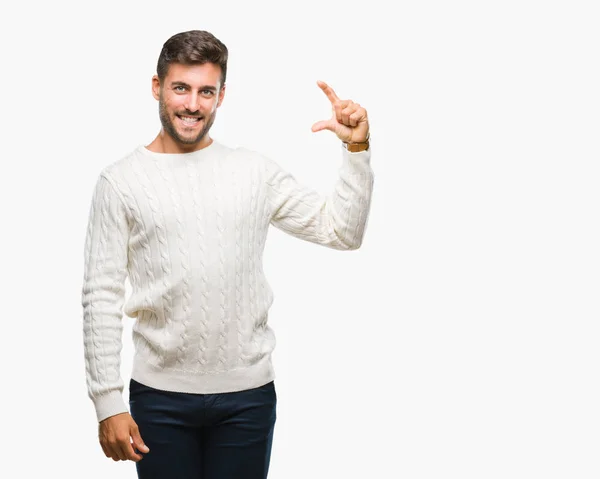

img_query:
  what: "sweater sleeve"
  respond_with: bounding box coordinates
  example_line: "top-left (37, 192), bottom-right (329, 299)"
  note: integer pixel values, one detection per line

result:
top-left (81, 173), bottom-right (130, 423)
top-left (264, 145), bottom-right (374, 250)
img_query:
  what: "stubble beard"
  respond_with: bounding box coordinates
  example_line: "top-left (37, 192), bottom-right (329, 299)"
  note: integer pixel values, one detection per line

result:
top-left (158, 95), bottom-right (216, 146)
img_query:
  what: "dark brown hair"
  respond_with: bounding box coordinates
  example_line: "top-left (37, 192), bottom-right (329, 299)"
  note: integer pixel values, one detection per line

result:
top-left (156, 30), bottom-right (228, 87)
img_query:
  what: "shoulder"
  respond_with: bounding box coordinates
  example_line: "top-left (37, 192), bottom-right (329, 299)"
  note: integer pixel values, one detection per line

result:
top-left (100, 146), bottom-right (141, 176)
top-left (99, 147), bottom-right (140, 179)
top-left (88, 147), bottom-right (144, 203)
top-left (227, 145), bottom-right (264, 162)
top-left (223, 145), bottom-right (280, 178)
top-left (228, 145), bottom-right (283, 174)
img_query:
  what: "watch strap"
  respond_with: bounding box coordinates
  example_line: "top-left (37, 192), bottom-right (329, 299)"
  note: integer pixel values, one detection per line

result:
top-left (343, 133), bottom-right (370, 152)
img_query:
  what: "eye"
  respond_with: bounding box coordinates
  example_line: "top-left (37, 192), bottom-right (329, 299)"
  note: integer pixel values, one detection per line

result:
top-left (174, 86), bottom-right (186, 92)
top-left (201, 89), bottom-right (215, 96)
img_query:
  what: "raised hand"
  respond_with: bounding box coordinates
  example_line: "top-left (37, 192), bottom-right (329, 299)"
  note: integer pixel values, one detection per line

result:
top-left (311, 80), bottom-right (369, 144)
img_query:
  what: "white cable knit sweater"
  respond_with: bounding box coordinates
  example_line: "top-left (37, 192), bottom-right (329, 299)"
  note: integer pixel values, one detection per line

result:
top-left (81, 139), bottom-right (374, 422)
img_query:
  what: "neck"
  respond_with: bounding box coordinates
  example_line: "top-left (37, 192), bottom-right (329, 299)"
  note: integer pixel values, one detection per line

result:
top-left (146, 130), bottom-right (213, 154)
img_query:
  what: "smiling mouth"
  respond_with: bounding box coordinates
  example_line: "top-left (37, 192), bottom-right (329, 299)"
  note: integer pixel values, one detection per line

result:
top-left (177, 115), bottom-right (203, 127)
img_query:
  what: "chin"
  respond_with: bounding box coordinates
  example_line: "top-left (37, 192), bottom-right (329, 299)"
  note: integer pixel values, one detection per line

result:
top-left (177, 133), bottom-right (204, 145)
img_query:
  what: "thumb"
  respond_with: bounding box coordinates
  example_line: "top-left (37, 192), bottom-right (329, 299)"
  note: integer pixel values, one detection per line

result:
top-left (311, 120), bottom-right (333, 133)
top-left (131, 427), bottom-right (150, 453)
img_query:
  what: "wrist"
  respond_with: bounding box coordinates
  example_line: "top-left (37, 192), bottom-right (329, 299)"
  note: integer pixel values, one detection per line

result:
top-left (344, 132), bottom-right (370, 145)
top-left (343, 133), bottom-right (370, 152)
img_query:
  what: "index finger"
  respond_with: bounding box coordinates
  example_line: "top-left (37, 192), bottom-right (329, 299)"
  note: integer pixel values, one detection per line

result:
top-left (317, 80), bottom-right (340, 104)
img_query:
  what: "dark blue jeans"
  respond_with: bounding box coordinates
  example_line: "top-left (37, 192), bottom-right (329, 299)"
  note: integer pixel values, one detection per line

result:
top-left (128, 378), bottom-right (277, 479)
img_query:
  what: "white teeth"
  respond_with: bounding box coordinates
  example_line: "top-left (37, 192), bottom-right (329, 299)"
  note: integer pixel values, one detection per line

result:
top-left (180, 116), bottom-right (200, 122)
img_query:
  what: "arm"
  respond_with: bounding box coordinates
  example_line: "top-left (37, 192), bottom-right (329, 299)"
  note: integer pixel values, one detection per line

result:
top-left (265, 146), bottom-right (374, 250)
top-left (265, 79), bottom-right (374, 249)
top-left (81, 172), bottom-right (130, 423)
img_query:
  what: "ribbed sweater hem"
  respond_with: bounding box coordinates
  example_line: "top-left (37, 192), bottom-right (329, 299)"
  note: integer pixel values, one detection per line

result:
top-left (130, 354), bottom-right (276, 394)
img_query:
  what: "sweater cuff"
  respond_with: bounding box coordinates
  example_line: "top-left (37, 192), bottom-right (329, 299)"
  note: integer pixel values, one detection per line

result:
top-left (340, 144), bottom-right (372, 174)
top-left (93, 390), bottom-right (129, 423)
top-left (341, 143), bottom-right (372, 164)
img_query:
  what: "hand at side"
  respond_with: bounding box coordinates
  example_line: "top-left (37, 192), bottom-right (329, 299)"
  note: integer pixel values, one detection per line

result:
top-left (98, 412), bottom-right (150, 462)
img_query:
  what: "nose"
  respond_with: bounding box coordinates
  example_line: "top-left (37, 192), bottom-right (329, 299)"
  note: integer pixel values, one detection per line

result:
top-left (183, 91), bottom-right (200, 113)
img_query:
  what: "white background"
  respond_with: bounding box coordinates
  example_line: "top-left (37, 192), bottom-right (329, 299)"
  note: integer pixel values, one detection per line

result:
top-left (1, 0), bottom-right (599, 477)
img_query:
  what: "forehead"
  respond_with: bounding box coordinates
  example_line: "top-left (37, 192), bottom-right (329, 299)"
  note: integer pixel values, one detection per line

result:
top-left (164, 62), bottom-right (222, 87)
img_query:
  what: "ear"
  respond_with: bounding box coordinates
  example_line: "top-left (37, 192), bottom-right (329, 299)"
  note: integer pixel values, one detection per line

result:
top-left (151, 75), bottom-right (160, 101)
top-left (217, 83), bottom-right (226, 108)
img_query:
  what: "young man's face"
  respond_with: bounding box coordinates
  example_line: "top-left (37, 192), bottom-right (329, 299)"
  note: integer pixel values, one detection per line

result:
top-left (152, 62), bottom-right (225, 147)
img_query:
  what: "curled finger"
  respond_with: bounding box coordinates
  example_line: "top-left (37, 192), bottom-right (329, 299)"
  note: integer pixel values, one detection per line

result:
top-left (348, 111), bottom-right (362, 127)
top-left (341, 103), bottom-right (356, 125)
top-left (124, 441), bottom-right (144, 462)
top-left (100, 442), bottom-right (111, 459)
top-left (334, 99), bottom-right (351, 123)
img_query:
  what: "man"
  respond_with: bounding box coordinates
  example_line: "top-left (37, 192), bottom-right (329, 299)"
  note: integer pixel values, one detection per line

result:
top-left (81, 29), bottom-right (374, 479)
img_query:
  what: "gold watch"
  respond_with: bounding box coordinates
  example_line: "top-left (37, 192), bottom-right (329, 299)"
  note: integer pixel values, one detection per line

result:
top-left (343, 133), bottom-right (370, 152)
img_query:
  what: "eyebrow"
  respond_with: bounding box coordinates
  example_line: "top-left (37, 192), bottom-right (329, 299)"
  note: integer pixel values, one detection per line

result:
top-left (170, 81), bottom-right (217, 92)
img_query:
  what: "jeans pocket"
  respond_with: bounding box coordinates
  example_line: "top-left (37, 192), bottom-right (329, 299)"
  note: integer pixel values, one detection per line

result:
top-left (129, 378), bottom-right (150, 397)
top-left (260, 381), bottom-right (277, 403)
